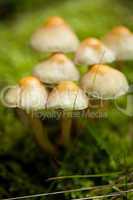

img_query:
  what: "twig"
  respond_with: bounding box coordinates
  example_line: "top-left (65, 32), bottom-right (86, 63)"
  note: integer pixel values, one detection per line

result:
top-left (3, 182), bottom-right (133, 200)
top-left (47, 171), bottom-right (121, 181)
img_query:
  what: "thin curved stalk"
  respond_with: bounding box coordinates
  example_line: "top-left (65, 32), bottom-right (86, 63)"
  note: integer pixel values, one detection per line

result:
top-left (28, 114), bottom-right (56, 154)
top-left (16, 108), bottom-right (55, 154)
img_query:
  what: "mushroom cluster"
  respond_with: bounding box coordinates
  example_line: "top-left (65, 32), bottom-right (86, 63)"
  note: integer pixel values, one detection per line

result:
top-left (3, 17), bottom-right (130, 154)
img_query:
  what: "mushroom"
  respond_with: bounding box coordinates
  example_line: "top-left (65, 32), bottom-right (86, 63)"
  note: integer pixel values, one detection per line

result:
top-left (75, 38), bottom-right (115, 66)
top-left (3, 76), bottom-right (55, 154)
top-left (80, 64), bottom-right (129, 100)
top-left (19, 76), bottom-right (48, 111)
top-left (31, 16), bottom-right (80, 53)
top-left (4, 77), bottom-right (48, 110)
top-left (47, 81), bottom-right (88, 146)
top-left (33, 53), bottom-right (80, 86)
top-left (3, 85), bottom-right (20, 108)
top-left (102, 26), bottom-right (133, 60)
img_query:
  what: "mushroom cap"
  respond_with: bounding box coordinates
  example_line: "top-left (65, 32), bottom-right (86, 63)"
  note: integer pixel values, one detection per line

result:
top-left (19, 76), bottom-right (41, 87)
top-left (4, 85), bottom-right (21, 108)
top-left (31, 16), bottom-right (80, 53)
top-left (102, 26), bottom-right (133, 60)
top-left (47, 81), bottom-right (88, 110)
top-left (19, 76), bottom-right (48, 111)
top-left (75, 38), bottom-right (115, 66)
top-left (80, 64), bottom-right (129, 99)
top-left (5, 77), bottom-right (48, 111)
top-left (33, 53), bottom-right (80, 84)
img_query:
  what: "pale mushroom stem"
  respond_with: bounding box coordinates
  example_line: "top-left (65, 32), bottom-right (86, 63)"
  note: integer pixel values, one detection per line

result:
top-left (28, 114), bottom-right (56, 154)
top-left (16, 108), bottom-right (55, 154)
top-left (60, 114), bottom-right (72, 146)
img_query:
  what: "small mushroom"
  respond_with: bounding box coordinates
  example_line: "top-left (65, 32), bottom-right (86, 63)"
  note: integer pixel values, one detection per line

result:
top-left (4, 76), bottom-right (48, 110)
top-left (80, 64), bottom-right (129, 100)
top-left (31, 16), bottom-right (80, 53)
top-left (3, 76), bottom-right (55, 154)
top-left (47, 81), bottom-right (88, 146)
top-left (47, 81), bottom-right (88, 110)
top-left (33, 53), bottom-right (80, 85)
top-left (19, 76), bottom-right (48, 111)
top-left (75, 38), bottom-right (115, 66)
top-left (4, 85), bottom-right (20, 108)
top-left (102, 26), bottom-right (133, 60)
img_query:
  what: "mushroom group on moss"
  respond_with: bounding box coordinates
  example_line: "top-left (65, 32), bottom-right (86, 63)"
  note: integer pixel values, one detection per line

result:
top-left (2, 16), bottom-right (130, 155)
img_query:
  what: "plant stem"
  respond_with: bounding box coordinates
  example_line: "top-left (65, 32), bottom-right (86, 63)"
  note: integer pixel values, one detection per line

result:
top-left (16, 109), bottom-right (56, 154)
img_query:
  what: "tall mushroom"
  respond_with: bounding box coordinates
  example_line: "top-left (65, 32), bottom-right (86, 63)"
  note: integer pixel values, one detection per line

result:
top-left (3, 76), bottom-right (55, 154)
top-left (80, 64), bottom-right (129, 100)
top-left (31, 16), bottom-right (80, 53)
top-left (47, 81), bottom-right (88, 146)
top-left (75, 38), bottom-right (115, 67)
top-left (33, 53), bottom-right (80, 86)
top-left (102, 26), bottom-right (133, 61)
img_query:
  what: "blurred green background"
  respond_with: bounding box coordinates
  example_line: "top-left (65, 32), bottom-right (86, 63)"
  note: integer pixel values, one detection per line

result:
top-left (0, 0), bottom-right (133, 199)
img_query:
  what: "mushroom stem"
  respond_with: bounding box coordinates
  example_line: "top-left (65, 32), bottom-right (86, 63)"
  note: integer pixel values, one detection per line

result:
top-left (116, 60), bottom-right (124, 70)
top-left (28, 114), bottom-right (55, 154)
top-left (60, 113), bottom-right (72, 146)
top-left (16, 109), bottom-right (55, 154)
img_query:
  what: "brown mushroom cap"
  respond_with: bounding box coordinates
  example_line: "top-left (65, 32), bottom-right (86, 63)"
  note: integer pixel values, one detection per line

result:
top-left (110, 26), bottom-right (131, 36)
top-left (19, 76), bottom-right (41, 87)
top-left (44, 16), bottom-right (66, 27)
